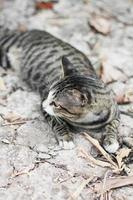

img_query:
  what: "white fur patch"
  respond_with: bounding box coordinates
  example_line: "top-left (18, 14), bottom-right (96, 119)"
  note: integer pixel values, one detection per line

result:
top-left (103, 141), bottom-right (119, 153)
top-left (7, 46), bottom-right (22, 71)
top-left (42, 91), bottom-right (55, 116)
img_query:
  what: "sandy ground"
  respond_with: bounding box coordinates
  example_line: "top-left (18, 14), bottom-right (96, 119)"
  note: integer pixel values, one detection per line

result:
top-left (0, 0), bottom-right (133, 199)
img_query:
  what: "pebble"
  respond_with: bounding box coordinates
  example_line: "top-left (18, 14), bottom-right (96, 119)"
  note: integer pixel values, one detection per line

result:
top-left (37, 152), bottom-right (51, 160)
top-left (35, 144), bottom-right (49, 153)
top-left (1, 138), bottom-right (10, 144)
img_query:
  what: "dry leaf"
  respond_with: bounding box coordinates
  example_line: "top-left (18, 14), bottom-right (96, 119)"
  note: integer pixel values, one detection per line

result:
top-left (68, 176), bottom-right (94, 200)
top-left (79, 147), bottom-right (114, 169)
top-left (36, 1), bottom-right (54, 10)
top-left (0, 77), bottom-right (6, 90)
top-left (83, 133), bottom-right (131, 173)
top-left (116, 87), bottom-right (133, 104)
top-left (116, 148), bottom-right (131, 169)
top-left (3, 112), bottom-right (22, 123)
top-left (89, 15), bottom-right (111, 35)
top-left (83, 133), bottom-right (117, 169)
top-left (2, 121), bottom-right (28, 126)
top-left (100, 58), bottom-right (127, 83)
top-left (93, 176), bottom-right (133, 195)
top-left (11, 164), bottom-right (35, 178)
top-left (78, 148), bottom-right (95, 167)
top-left (1, 112), bottom-right (30, 126)
top-left (115, 92), bottom-right (127, 104)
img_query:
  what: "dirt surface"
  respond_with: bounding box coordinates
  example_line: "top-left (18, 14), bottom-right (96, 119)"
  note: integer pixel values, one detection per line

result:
top-left (0, 0), bottom-right (133, 199)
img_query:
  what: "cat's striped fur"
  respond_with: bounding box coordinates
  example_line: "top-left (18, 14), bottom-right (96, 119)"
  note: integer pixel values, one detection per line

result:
top-left (0, 26), bottom-right (120, 153)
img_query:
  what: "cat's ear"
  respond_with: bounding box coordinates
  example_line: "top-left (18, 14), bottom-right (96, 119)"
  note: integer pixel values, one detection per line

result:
top-left (61, 56), bottom-right (77, 77)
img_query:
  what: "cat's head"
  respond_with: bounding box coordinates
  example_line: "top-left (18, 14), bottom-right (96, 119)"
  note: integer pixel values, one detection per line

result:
top-left (42, 56), bottom-right (111, 128)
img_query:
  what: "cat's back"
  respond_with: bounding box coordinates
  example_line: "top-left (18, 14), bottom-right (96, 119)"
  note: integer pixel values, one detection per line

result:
top-left (0, 28), bottom-right (97, 94)
top-left (15, 29), bottom-right (96, 89)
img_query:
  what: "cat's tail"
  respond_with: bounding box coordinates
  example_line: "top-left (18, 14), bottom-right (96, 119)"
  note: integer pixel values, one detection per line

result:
top-left (0, 26), bottom-right (21, 68)
top-left (0, 25), bottom-right (12, 46)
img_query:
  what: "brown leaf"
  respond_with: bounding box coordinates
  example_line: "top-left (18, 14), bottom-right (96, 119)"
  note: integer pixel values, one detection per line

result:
top-left (115, 85), bottom-right (133, 104)
top-left (93, 176), bottom-right (133, 195)
top-left (116, 148), bottom-right (131, 169)
top-left (79, 147), bottom-right (114, 169)
top-left (100, 58), bottom-right (127, 83)
top-left (68, 176), bottom-right (94, 200)
top-left (83, 133), bottom-right (131, 173)
top-left (36, 2), bottom-right (54, 10)
top-left (3, 112), bottom-right (22, 123)
top-left (11, 164), bottom-right (35, 178)
top-left (89, 15), bottom-right (111, 35)
top-left (83, 133), bottom-right (118, 169)
top-left (115, 92), bottom-right (126, 104)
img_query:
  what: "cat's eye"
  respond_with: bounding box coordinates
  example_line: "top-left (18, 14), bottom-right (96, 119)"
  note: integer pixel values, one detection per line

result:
top-left (50, 101), bottom-right (60, 108)
top-left (50, 101), bottom-right (56, 106)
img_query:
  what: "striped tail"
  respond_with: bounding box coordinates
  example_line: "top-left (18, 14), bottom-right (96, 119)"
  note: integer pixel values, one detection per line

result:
top-left (0, 26), bottom-right (11, 68)
top-left (0, 26), bottom-right (20, 68)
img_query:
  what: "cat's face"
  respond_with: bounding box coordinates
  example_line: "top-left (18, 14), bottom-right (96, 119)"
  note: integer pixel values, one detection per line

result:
top-left (42, 57), bottom-right (110, 128)
top-left (42, 87), bottom-right (90, 120)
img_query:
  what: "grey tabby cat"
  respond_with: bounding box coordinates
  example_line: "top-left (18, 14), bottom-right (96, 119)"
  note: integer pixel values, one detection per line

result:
top-left (0, 27), bottom-right (120, 153)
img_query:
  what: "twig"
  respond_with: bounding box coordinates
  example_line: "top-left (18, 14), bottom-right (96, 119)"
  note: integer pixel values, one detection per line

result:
top-left (93, 176), bottom-right (133, 195)
top-left (68, 176), bottom-right (94, 200)
top-left (1, 120), bottom-right (29, 126)
top-left (102, 171), bottom-right (111, 196)
top-left (116, 148), bottom-right (131, 169)
top-left (79, 147), bottom-right (114, 169)
top-left (108, 190), bottom-right (113, 200)
top-left (83, 133), bottom-right (117, 168)
top-left (0, 113), bottom-right (5, 120)
top-left (120, 110), bottom-right (133, 118)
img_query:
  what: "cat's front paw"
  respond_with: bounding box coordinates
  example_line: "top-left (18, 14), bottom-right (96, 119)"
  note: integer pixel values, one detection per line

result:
top-left (103, 137), bottom-right (119, 153)
top-left (58, 133), bottom-right (75, 150)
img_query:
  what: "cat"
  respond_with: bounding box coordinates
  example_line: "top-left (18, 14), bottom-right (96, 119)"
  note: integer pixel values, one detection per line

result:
top-left (0, 26), bottom-right (120, 153)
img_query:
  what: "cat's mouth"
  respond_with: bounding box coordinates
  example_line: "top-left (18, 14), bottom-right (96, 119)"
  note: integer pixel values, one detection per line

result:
top-left (57, 105), bottom-right (78, 116)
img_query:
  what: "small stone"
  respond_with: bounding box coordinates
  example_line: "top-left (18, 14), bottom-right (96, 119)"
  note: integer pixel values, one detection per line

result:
top-left (49, 150), bottom-right (58, 156)
top-left (48, 144), bottom-right (56, 150)
top-left (37, 152), bottom-right (51, 160)
top-left (1, 138), bottom-right (10, 144)
top-left (50, 145), bottom-right (62, 151)
top-left (35, 144), bottom-right (49, 153)
top-left (89, 15), bottom-right (111, 35)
